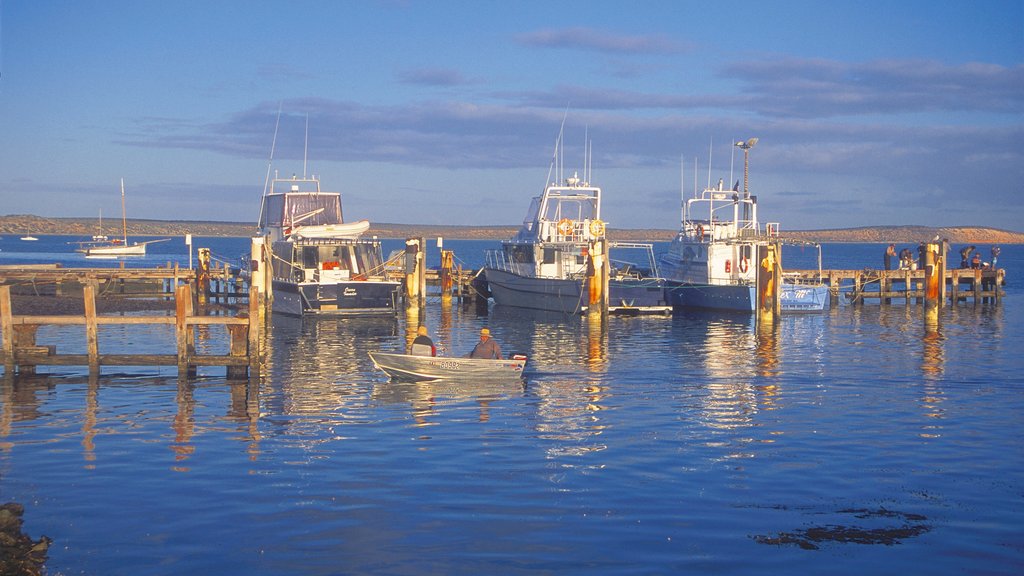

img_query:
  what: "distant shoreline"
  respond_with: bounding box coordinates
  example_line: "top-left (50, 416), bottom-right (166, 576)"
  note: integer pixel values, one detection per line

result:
top-left (2, 215), bottom-right (1022, 244)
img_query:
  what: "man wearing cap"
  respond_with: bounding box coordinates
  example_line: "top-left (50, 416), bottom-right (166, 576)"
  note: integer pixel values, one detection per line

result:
top-left (410, 325), bottom-right (436, 357)
top-left (467, 328), bottom-right (502, 359)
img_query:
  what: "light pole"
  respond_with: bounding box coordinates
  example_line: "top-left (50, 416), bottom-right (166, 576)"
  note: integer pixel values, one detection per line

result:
top-left (735, 138), bottom-right (758, 221)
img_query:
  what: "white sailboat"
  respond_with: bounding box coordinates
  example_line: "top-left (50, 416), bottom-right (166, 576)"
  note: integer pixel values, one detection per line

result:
top-left (78, 179), bottom-right (168, 258)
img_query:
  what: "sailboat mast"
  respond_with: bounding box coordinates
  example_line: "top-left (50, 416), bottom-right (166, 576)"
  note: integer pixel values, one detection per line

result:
top-left (120, 178), bottom-right (128, 244)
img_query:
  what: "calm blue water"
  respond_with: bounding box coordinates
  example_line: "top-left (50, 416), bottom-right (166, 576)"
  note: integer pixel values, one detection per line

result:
top-left (1, 235), bottom-right (1022, 575)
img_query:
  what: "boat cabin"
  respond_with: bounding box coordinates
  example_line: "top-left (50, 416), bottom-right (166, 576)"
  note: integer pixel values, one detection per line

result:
top-left (270, 238), bottom-right (388, 284)
top-left (488, 176), bottom-right (606, 280)
top-left (258, 176), bottom-right (345, 242)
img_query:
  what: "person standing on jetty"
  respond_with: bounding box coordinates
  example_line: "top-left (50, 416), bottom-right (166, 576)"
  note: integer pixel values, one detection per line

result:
top-left (991, 246), bottom-right (1000, 269)
top-left (884, 244), bottom-right (896, 271)
top-left (467, 328), bottom-right (502, 359)
top-left (410, 325), bottom-right (436, 357)
top-left (960, 245), bottom-right (975, 268)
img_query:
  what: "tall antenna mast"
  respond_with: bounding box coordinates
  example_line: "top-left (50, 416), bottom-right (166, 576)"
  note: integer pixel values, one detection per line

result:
top-left (679, 154), bottom-right (685, 223)
top-left (258, 103), bottom-right (283, 228)
top-left (706, 136), bottom-right (713, 190)
top-left (303, 113), bottom-right (309, 179)
top-left (693, 157), bottom-right (698, 198)
top-left (585, 132), bottom-right (593, 184)
top-left (729, 136), bottom-right (736, 191)
top-left (119, 178), bottom-right (128, 244)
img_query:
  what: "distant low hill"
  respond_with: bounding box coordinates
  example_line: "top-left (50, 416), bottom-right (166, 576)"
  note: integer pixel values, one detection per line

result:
top-left (1, 214), bottom-right (1021, 244)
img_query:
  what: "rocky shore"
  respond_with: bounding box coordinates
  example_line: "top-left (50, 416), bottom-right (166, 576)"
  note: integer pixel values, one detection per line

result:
top-left (0, 503), bottom-right (50, 576)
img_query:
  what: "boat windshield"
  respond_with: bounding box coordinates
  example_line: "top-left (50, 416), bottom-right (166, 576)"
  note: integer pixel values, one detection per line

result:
top-left (260, 193), bottom-right (344, 228)
top-left (541, 197), bottom-right (598, 222)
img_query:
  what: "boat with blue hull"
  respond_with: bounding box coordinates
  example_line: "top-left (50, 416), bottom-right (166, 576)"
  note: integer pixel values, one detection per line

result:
top-left (660, 138), bottom-right (828, 313)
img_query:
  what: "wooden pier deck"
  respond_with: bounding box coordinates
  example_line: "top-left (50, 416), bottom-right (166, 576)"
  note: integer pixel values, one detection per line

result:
top-left (784, 267), bottom-right (1005, 305)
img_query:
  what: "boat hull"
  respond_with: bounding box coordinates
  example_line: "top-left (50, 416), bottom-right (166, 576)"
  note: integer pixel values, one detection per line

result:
top-left (665, 281), bottom-right (757, 312)
top-left (665, 281), bottom-right (829, 312)
top-left (369, 352), bottom-right (526, 382)
top-left (272, 279), bottom-right (400, 317)
top-left (608, 278), bottom-right (671, 315)
top-left (484, 268), bottom-right (586, 314)
top-left (780, 284), bottom-right (831, 312)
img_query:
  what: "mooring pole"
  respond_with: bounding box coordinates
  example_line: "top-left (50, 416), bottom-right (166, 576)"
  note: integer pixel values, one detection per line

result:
top-left (756, 244), bottom-right (780, 325)
top-left (923, 242), bottom-right (940, 312)
top-left (1, 285), bottom-right (13, 374)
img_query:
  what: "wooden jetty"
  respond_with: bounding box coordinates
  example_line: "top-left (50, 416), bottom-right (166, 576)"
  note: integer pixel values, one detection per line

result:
top-left (785, 266), bottom-right (1005, 306)
top-left (1, 276), bottom-right (260, 379)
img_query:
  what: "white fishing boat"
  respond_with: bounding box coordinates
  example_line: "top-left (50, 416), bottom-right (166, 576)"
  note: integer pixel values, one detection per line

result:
top-left (257, 174), bottom-right (401, 316)
top-left (369, 351), bottom-right (527, 382)
top-left (77, 179), bottom-right (169, 258)
top-left (660, 139), bottom-right (829, 313)
top-left (20, 236), bottom-right (38, 241)
top-left (483, 126), bottom-right (608, 314)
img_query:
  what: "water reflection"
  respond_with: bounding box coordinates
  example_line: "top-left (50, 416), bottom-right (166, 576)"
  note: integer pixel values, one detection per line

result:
top-left (171, 379), bottom-right (195, 471)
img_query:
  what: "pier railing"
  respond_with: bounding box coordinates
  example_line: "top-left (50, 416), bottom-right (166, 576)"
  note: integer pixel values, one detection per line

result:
top-left (1, 283), bottom-right (260, 378)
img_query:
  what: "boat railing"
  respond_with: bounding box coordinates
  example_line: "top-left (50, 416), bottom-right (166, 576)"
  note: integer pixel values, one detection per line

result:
top-left (485, 249), bottom-right (519, 274)
top-left (538, 218), bottom-right (602, 243)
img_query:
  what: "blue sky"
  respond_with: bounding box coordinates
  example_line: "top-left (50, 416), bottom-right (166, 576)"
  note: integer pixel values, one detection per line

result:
top-left (1, 1), bottom-right (1021, 231)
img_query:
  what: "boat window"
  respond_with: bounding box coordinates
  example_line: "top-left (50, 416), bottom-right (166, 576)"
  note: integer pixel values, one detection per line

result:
top-left (261, 195), bottom-right (285, 227)
top-left (541, 198), bottom-right (597, 222)
top-left (270, 241), bottom-right (294, 278)
top-left (301, 247), bottom-right (319, 269)
top-left (542, 248), bottom-right (557, 264)
top-left (506, 245), bottom-right (534, 264)
top-left (522, 196), bottom-right (541, 226)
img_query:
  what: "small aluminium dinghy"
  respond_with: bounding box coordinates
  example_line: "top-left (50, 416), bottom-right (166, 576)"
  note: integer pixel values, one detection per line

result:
top-left (369, 352), bottom-right (527, 382)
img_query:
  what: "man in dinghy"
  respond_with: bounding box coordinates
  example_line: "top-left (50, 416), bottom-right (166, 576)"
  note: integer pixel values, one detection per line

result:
top-left (467, 328), bottom-right (502, 360)
top-left (410, 325), bottom-right (436, 357)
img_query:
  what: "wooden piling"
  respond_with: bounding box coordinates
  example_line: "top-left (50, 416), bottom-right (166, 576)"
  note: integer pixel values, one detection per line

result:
top-left (440, 250), bottom-right (454, 304)
top-left (923, 243), bottom-right (940, 311)
top-left (1, 285), bottom-right (13, 373)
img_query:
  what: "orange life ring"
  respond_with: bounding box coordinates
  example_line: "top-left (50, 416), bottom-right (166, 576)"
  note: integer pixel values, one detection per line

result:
top-left (739, 258), bottom-right (749, 273)
top-left (697, 224), bottom-right (705, 241)
top-left (589, 219), bottom-right (605, 237)
top-left (557, 218), bottom-right (574, 236)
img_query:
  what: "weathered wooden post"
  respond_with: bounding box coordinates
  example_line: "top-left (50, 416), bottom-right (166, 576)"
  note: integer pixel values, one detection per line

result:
top-left (973, 268), bottom-right (982, 305)
top-left (756, 244), bottom-right (781, 324)
top-left (404, 238), bottom-right (425, 309)
top-left (923, 242), bottom-right (940, 312)
top-left (904, 269), bottom-right (912, 304)
top-left (226, 323), bottom-right (248, 380)
top-left (196, 247), bottom-right (211, 306)
top-left (250, 236), bottom-right (272, 318)
top-left (419, 237), bottom-right (427, 307)
top-left (84, 282), bottom-right (99, 375)
top-left (175, 284), bottom-right (196, 378)
top-left (939, 240), bottom-right (948, 307)
top-left (248, 285), bottom-right (260, 374)
top-left (586, 238), bottom-right (608, 318)
top-left (1, 285), bottom-right (13, 374)
top-left (440, 249), bottom-right (454, 305)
